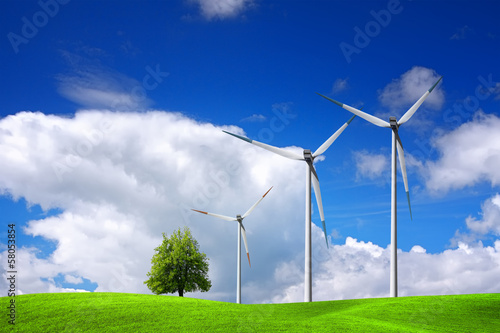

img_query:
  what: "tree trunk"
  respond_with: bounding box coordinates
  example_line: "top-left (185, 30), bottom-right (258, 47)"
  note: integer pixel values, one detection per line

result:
top-left (178, 289), bottom-right (184, 297)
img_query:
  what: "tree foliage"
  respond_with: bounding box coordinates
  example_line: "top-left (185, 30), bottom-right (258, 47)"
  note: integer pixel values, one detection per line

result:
top-left (144, 227), bottom-right (211, 297)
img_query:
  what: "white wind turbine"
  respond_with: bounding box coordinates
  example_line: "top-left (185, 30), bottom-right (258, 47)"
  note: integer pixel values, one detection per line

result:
top-left (192, 187), bottom-right (272, 304)
top-left (223, 115), bottom-right (355, 302)
top-left (317, 76), bottom-right (442, 297)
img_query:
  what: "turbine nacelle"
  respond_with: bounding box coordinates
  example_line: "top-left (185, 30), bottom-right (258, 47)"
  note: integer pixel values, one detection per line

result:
top-left (389, 116), bottom-right (399, 130)
top-left (303, 149), bottom-right (313, 162)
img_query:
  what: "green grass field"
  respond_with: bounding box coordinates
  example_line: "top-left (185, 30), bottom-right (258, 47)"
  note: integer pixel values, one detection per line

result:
top-left (2, 292), bottom-right (499, 332)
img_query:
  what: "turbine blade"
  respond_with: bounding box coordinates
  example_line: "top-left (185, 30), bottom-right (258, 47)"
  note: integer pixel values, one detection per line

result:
top-left (242, 187), bottom-right (273, 219)
top-left (406, 191), bottom-right (412, 221)
top-left (309, 163), bottom-right (328, 248)
top-left (321, 220), bottom-right (328, 248)
top-left (313, 115), bottom-right (356, 157)
top-left (394, 133), bottom-right (413, 220)
top-left (316, 93), bottom-right (390, 128)
top-left (222, 131), bottom-right (303, 160)
top-left (240, 224), bottom-right (251, 267)
top-left (398, 76), bottom-right (443, 125)
top-left (191, 209), bottom-right (237, 222)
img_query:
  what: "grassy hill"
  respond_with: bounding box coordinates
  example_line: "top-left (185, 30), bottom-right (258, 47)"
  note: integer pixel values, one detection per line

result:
top-left (2, 292), bottom-right (499, 332)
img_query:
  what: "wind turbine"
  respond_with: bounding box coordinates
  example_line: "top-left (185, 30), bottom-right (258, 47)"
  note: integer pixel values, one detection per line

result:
top-left (223, 115), bottom-right (355, 302)
top-left (192, 186), bottom-right (272, 304)
top-left (317, 76), bottom-right (442, 297)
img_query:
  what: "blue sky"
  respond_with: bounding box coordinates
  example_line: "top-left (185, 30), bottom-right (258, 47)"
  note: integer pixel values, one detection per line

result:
top-left (1, 0), bottom-right (500, 303)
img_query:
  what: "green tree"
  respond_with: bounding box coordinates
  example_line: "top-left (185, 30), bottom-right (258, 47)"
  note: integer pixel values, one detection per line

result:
top-left (144, 226), bottom-right (211, 297)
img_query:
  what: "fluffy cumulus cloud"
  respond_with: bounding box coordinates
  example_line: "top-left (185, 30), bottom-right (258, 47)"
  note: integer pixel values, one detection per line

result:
top-left (189, 0), bottom-right (254, 20)
top-left (270, 227), bottom-right (500, 303)
top-left (425, 112), bottom-right (500, 193)
top-left (0, 109), bottom-right (306, 301)
top-left (451, 193), bottom-right (500, 246)
top-left (466, 194), bottom-right (500, 235)
top-left (378, 66), bottom-right (444, 115)
top-left (1, 108), bottom-right (500, 303)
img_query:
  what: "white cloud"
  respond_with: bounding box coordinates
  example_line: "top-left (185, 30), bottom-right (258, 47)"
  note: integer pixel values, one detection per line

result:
top-left (64, 274), bottom-right (84, 284)
top-left (378, 66), bottom-right (444, 116)
top-left (270, 226), bottom-right (500, 303)
top-left (0, 247), bottom-right (90, 295)
top-left (410, 245), bottom-right (426, 253)
top-left (241, 114), bottom-right (266, 122)
top-left (450, 25), bottom-right (473, 40)
top-left (1, 109), bottom-right (500, 304)
top-left (0, 109), bottom-right (305, 302)
top-left (56, 52), bottom-right (156, 110)
top-left (57, 68), bottom-right (153, 111)
top-left (425, 112), bottom-right (500, 193)
top-left (332, 78), bottom-right (349, 93)
top-left (466, 194), bottom-right (500, 235)
top-left (451, 194), bottom-right (500, 246)
top-left (353, 150), bottom-right (388, 180)
top-left (495, 84), bottom-right (500, 100)
top-left (189, 0), bottom-right (254, 20)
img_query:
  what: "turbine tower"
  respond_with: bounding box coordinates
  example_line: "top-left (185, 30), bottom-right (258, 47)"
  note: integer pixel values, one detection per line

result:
top-left (192, 187), bottom-right (272, 304)
top-left (223, 115), bottom-right (355, 302)
top-left (317, 76), bottom-right (442, 297)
